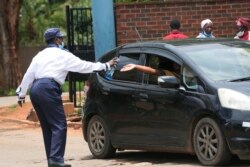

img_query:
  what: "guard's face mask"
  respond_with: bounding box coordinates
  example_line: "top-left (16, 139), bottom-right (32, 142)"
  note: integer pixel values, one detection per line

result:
top-left (59, 42), bottom-right (64, 49)
top-left (56, 37), bottom-right (64, 49)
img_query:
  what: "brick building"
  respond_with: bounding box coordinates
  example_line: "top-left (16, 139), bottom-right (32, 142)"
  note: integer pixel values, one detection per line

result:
top-left (114, 0), bottom-right (250, 45)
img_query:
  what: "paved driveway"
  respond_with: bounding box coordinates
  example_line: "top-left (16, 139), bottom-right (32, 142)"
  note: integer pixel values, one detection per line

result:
top-left (0, 95), bottom-right (30, 107)
top-left (0, 119), bottom-right (249, 167)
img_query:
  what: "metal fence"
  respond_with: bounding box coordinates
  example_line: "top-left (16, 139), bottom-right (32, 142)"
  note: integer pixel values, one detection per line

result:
top-left (66, 6), bottom-right (95, 107)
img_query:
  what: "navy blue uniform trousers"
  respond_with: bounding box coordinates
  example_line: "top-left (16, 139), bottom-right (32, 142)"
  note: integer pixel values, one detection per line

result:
top-left (30, 78), bottom-right (67, 163)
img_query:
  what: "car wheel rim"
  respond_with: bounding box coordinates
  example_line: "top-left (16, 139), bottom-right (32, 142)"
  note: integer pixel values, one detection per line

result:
top-left (197, 124), bottom-right (218, 160)
top-left (89, 121), bottom-right (106, 153)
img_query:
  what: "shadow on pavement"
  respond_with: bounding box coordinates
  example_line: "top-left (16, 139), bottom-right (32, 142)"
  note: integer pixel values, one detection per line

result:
top-left (82, 151), bottom-right (250, 167)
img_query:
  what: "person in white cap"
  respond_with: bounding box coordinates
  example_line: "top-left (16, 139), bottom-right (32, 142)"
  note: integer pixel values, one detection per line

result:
top-left (197, 19), bottom-right (215, 38)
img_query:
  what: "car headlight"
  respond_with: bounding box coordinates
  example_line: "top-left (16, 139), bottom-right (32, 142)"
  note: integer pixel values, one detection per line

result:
top-left (218, 88), bottom-right (250, 111)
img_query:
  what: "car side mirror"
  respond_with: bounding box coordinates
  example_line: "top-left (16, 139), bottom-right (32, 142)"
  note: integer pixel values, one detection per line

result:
top-left (157, 76), bottom-right (179, 88)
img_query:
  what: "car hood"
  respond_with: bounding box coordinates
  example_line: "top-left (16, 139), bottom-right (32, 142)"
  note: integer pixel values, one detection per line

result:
top-left (214, 81), bottom-right (250, 95)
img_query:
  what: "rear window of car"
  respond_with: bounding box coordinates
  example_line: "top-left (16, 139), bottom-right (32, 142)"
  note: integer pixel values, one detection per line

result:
top-left (99, 52), bottom-right (141, 82)
top-left (112, 53), bottom-right (140, 82)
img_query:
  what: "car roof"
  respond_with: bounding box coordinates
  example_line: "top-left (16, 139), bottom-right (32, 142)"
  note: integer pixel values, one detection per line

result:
top-left (122, 38), bottom-right (250, 49)
top-left (119, 38), bottom-right (250, 62)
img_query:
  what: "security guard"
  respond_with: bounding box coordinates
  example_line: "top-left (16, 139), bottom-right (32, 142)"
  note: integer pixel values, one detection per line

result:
top-left (16, 28), bottom-right (118, 167)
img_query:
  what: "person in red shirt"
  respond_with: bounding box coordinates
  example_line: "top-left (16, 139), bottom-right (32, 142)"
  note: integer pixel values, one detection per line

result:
top-left (163, 19), bottom-right (188, 40)
top-left (234, 17), bottom-right (250, 40)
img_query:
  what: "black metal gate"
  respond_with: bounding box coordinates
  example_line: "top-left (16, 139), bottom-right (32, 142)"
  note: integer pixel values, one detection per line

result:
top-left (66, 6), bottom-right (95, 107)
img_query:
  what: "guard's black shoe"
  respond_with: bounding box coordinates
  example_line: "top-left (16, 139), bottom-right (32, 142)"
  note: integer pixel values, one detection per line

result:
top-left (48, 162), bottom-right (71, 167)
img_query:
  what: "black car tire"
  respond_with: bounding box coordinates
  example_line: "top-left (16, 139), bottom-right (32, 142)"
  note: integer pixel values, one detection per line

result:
top-left (193, 117), bottom-right (232, 166)
top-left (87, 115), bottom-right (116, 158)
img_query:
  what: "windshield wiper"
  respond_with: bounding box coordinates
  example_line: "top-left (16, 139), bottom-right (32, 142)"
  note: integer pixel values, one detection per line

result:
top-left (228, 76), bottom-right (250, 82)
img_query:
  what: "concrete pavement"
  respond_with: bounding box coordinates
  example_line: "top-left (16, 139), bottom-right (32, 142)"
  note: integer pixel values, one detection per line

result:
top-left (0, 95), bottom-right (30, 107)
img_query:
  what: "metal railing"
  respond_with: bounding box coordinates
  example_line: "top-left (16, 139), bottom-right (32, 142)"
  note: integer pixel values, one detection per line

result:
top-left (66, 6), bottom-right (95, 107)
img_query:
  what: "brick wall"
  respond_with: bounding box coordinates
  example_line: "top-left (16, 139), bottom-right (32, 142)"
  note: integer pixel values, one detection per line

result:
top-left (115, 0), bottom-right (250, 45)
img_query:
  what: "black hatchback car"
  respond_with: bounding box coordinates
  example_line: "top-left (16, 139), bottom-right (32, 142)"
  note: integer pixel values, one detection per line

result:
top-left (82, 39), bottom-right (250, 166)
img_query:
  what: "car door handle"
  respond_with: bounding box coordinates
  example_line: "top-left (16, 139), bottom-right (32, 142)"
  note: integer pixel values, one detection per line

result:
top-left (101, 87), bottom-right (110, 95)
top-left (139, 93), bottom-right (148, 99)
top-left (132, 93), bottom-right (148, 100)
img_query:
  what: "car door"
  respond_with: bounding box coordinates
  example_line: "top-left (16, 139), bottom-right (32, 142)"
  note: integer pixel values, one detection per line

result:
top-left (98, 48), bottom-right (145, 145)
top-left (133, 49), bottom-right (202, 148)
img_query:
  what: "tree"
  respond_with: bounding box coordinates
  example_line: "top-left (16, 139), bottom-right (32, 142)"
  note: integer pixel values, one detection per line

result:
top-left (0, 0), bottom-right (22, 93)
top-left (19, 0), bottom-right (90, 46)
top-left (0, 0), bottom-right (86, 94)
top-left (0, 0), bottom-right (94, 94)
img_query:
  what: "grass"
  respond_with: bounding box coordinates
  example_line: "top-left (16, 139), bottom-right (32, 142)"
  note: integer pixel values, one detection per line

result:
top-left (8, 104), bottom-right (17, 109)
top-left (61, 82), bottom-right (69, 92)
top-left (0, 88), bottom-right (16, 97)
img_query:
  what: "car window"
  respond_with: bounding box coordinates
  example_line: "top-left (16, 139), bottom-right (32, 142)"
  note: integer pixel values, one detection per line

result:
top-left (101, 53), bottom-right (141, 82)
top-left (98, 48), bottom-right (117, 62)
top-left (145, 54), bottom-right (180, 85)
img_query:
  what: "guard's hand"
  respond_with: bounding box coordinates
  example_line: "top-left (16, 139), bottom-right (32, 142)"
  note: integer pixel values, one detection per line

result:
top-left (17, 96), bottom-right (25, 107)
top-left (120, 64), bottom-right (136, 72)
top-left (108, 57), bottom-right (119, 68)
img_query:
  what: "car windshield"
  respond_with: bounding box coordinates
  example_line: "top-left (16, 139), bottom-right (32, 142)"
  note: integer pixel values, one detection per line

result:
top-left (180, 43), bottom-right (250, 81)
